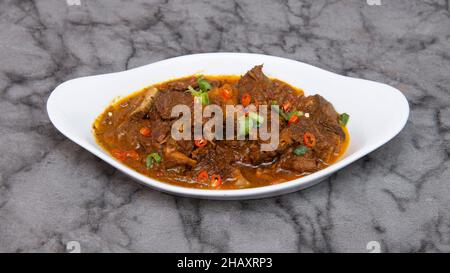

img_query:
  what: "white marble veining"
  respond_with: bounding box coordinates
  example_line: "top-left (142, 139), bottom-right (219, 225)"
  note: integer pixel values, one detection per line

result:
top-left (0, 0), bottom-right (449, 252)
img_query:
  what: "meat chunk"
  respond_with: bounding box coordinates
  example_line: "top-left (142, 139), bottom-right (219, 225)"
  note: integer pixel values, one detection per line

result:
top-left (278, 116), bottom-right (342, 163)
top-left (129, 87), bottom-right (158, 119)
top-left (273, 94), bottom-right (346, 163)
top-left (278, 150), bottom-right (318, 173)
top-left (167, 77), bottom-right (198, 91)
top-left (297, 95), bottom-right (345, 162)
top-left (154, 90), bottom-right (193, 119)
top-left (163, 139), bottom-right (197, 168)
top-left (247, 141), bottom-right (278, 165)
top-left (277, 127), bottom-right (295, 151)
top-left (230, 168), bottom-right (251, 188)
top-left (164, 148), bottom-right (197, 168)
top-left (299, 95), bottom-right (345, 139)
top-left (150, 119), bottom-right (171, 144)
top-left (191, 144), bottom-right (237, 180)
top-left (237, 65), bottom-right (273, 105)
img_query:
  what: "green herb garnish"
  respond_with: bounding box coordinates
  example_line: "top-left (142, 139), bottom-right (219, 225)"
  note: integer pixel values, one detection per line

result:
top-left (187, 85), bottom-right (210, 105)
top-left (248, 112), bottom-right (264, 127)
top-left (187, 76), bottom-right (212, 105)
top-left (197, 76), bottom-right (212, 92)
top-left (200, 92), bottom-right (210, 105)
top-left (271, 104), bottom-right (303, 121)
top-left (187, 85), bottom-right (202, 96)
top-left (146, 152), bottom-right (162, 169)
top-left (238, 111), bottom-right (265, 136)
top-left (271, 104), bottom-right (288, 120)
top-left (293, 145), bottom-right (309, 156)
top-left (286, 110), bottom-right (304, 120)
top-left (238, 116), bottom-right (254, 136)
top-left (339, 113), bottom-right (350, 126)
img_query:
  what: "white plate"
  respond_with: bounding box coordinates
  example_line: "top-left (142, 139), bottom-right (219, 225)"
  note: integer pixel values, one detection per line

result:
top-left (47, 53), bottom-right (409, 200)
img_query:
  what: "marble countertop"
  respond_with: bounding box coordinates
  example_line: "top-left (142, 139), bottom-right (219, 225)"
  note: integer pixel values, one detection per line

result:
top-left (0, 0), bottom-right (449, 253)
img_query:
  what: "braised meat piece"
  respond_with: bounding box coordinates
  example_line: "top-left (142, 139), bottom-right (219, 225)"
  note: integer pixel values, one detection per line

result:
top-left (278, 149), bottom-right (318, 173)
top-left (191, 143), bottom-right (237, 180)
top-left (237, 65), bottom-right (273, 105)
top-left (129, 87), bottom-right (159, 119)
top-left (299, 95), bottom-right (345, 139)
top-left (167, 76), bottom-right (198, 91)
top-left (154, 90), bottom-right (193, 119)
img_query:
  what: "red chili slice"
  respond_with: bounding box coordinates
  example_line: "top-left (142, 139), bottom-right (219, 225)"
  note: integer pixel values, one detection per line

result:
top-left (139, 127), bottom-right (151, 137)
top-left (197, 170), bottom-right (209, 181)
top-left (124, 150), bottom-right (140, 161)
top-left (287, 114), bottom-right (299, 125)
top-left (281, 101), bottom-right (291, 112)
top-left (241, 93), bottom-right (251, 107)
top-left (111, 149), bottom-right (140, 161)
top-left (219, 84), bottom-right (233, 100)
top-left (194, 138), bottom-right (207, 148)
top-left (111, 149), bottom-right (125, 161)
top-left (210, 175), bottom-right (222, 188)
top-left (303, 132), bottom-right (317, 148)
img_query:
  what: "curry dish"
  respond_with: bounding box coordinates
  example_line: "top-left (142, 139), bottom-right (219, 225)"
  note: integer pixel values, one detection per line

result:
top-left (93, 66), bottom-right (349, 189)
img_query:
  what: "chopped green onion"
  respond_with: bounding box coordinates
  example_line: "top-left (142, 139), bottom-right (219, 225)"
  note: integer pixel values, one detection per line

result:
top-left (146, 152), bottom-right (162, 169)
top-left (271, 104), bottom-right (304, 122)
top-left (187, 85), bottom-right (202, 96)
top-left (146, 156), bottom-right (153, 169)
top-left (248, 112), bottom-right (264, 127)
top-left (286, 111), bottom-right (304, 120)
top-left (151, 152), bottom-right (162, 163)
top-left (200, 92), bottom-right (210, 105)
top-left (187, 85), bottom-right (209, 105)
top-left (197, 77), bottom-right (212, 92)
top-left (238, 112), bottom-right (264, 136)
top-left (271, 104), bottom-right (288, 120)
top-left (238, 116), bottom-right (255, 136)
top-left (293, 145), bottom-right (309, 156)
top-left (339, 113), bottom-right (350, 126)
top-left (271, 104), bottom-right (280, 112)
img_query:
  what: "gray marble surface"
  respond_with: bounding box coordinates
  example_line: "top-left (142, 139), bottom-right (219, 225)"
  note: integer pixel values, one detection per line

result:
top-left (0, 0), bottom-right (449, 253)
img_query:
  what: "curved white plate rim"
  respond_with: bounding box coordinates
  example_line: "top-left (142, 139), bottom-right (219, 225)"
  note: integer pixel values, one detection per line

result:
top-left (47, 52), bottom-right (409, 200)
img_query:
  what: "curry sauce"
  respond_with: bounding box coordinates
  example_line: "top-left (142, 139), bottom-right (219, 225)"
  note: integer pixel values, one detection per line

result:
top-left (94, 66), bottom-right (349, 189)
